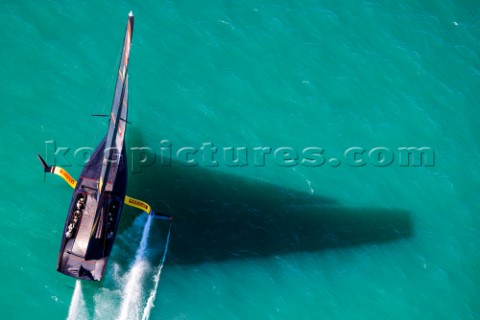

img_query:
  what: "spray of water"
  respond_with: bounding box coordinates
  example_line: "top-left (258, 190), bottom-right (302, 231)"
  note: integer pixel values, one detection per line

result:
top-left (117, 214), bottom-right (154, 320)
top-left (142, 223), bottom-right (172, 320)
top-left (67, 280), bottom-right (88, 320)
top-left (66, 214), bottom-right (171, 320)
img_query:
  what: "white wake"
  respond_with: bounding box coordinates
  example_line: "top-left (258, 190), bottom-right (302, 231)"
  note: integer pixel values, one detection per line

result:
top-left (66, 214), bottom-right (172, 320)
top-left (67, 280), bottom-right (88, 320)
top-left (142, 223), bottom-right (172, 320)
top-left (117, 214), bottom-right (154, 320)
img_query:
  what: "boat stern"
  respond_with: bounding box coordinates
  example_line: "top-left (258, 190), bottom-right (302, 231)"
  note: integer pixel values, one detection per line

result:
top-left (57, 248), bottom-right (107, 281)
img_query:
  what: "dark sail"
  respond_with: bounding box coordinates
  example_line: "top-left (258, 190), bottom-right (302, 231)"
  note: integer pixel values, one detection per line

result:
top-left (56, 12), bottom-right (134, 281)
top-left (99, 11), bottom-right (134, 196)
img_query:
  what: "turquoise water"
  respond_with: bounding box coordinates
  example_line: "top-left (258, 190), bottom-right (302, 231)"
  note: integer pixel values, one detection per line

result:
top-left (1, 1), bottom-right (479, 319)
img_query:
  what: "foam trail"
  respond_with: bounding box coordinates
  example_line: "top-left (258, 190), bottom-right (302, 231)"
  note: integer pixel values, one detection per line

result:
top-left (117, 214), bottom-right (154, 320)
top-left (142, 223), bottom-right (172, 320)
top-left (67, 280), bottom-right (88, 320)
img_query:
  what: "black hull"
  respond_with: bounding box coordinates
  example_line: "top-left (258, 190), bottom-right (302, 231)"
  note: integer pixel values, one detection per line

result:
top-left (57, 139), bottom-right (127, 281)
top-left (56, 12), bottom-right (133, 281)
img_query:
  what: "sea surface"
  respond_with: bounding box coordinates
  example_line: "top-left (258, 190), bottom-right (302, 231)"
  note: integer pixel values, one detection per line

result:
top-left (1, 1), bottom-right (479, 319)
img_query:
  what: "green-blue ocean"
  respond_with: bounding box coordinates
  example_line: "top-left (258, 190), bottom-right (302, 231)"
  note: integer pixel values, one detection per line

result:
top-left (1, 1), bottom-right (479, 319)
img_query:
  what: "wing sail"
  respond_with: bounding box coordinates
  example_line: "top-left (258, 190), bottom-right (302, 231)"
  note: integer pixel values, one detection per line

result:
top-left (98, 12), bottom-right (134, 195)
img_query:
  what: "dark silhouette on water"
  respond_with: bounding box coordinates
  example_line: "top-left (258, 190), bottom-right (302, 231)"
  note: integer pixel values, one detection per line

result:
top-left (124, 139), bottom-right (413, 265)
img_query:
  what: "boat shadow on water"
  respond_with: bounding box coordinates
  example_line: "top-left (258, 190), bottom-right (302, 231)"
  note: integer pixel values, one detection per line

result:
top-left (122, 152), bottom-right (413, 266)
